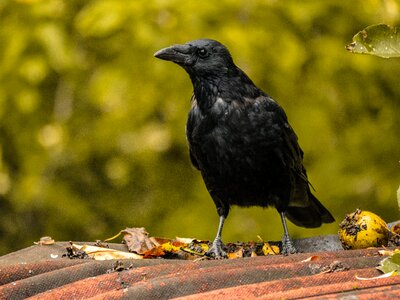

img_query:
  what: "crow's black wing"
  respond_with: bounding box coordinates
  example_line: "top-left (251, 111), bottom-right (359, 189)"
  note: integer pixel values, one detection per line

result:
top-left (186, 95), bottom-right (201, 171)
top-left (260, 96), bottom-right (334, 225)
top-left (256, 96), bottom-right (314, 207)
top-left (259, 97), bottom-right (306, 178)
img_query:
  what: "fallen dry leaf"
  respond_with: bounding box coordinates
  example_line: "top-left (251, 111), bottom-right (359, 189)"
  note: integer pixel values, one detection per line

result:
top-left (377, 251), bottom-right (400, 274)
top-left (301, 255), bottom-right (320, 263)
top-left (142, 246), bottom-right (166, 258)
top-left (149, 237), bottom-right (171, 246)
top-left (181, 245), bottom-right (207, 256)
top-left (228, 247), bottom-right (244, 259)
top-left (379, 249), bottom-right (397, 256)
top-left (34, 236), bottom-right (55, 245)
top-left (356, 271), bottom-right (397, 280)
top-left (163, 241), bottom-right (187, 252)
top-left (262, 242), bottom-right (280, 255)
top-left (142, 240), bottom-right (195, 258)
top-left (121, 227), bottom-right (157, 254)
top-left (175, 237), bottom-right (196, 244)
top-left (100, 227), bottom-right (285, 259)
top-left (73, 243), bottom-right (143, 260)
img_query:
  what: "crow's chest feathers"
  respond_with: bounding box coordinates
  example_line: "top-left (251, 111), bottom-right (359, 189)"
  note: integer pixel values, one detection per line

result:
top-left (190, 97), bottom-right (235, 142)
top-left (189, 98), bottom-right (257, 170)
top-left (189, 92), bottom-right (287, 176)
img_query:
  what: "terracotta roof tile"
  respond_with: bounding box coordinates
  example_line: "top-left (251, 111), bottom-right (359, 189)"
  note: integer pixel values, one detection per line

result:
top-left (1, 239), bottom-right (399, 299)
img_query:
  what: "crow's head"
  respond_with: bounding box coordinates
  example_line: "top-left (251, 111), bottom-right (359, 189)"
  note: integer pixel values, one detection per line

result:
top-left (154, 39), bottom-right (235, 78)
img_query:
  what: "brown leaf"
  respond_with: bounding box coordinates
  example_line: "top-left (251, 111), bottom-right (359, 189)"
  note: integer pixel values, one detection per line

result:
top-left (121, 227), bottom-right (157, 254)
top-left (142, 246), bottom-right (165, 258)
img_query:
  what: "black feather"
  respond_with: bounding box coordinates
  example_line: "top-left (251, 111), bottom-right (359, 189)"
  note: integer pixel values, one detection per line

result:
top-left (155, 39), bottom-right (334, 256)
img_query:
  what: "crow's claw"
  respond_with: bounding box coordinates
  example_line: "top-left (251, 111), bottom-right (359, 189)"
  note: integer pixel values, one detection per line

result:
top-left (206, 239), bottom-right (227, 259)
top-left (281, 236), bottom-right (297, 255)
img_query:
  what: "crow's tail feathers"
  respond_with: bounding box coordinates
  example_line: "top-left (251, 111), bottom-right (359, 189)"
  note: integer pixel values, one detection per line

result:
top-left (285, 192), bottom-right (335, 228)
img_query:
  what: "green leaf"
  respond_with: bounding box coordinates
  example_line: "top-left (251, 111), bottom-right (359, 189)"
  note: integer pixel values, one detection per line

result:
top-left (346, 24), bottom-right (400, 58)
top-left (378, 252), bottom-right (400, 273)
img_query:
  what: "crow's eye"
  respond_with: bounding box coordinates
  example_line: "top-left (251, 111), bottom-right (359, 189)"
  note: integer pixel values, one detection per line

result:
top-left (197, 48), bottom-right (208, 58)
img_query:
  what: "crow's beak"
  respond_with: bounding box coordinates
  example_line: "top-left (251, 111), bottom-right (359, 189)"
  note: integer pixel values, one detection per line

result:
top-left (154, 44), bottom-right (192, 65)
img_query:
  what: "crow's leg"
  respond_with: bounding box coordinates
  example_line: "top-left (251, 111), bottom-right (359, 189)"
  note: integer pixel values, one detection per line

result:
top-left (280, 211), bottom-right (297, 255)
top-left (206, 215), bottom-right (227, 259)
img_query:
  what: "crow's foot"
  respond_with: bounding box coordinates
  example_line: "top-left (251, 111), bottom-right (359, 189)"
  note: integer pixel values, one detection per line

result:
top-left (281, 235), bottom-right (297, 255)
top-left (205, 239), bottom-right (227, 259)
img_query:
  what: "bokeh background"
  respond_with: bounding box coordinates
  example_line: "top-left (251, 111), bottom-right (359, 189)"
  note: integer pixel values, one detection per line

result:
top-left (0, 0), bottom-right (399, 255)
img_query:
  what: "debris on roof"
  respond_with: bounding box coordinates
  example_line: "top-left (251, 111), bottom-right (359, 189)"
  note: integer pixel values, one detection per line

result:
top-left (1, 235), bottom-right (400, 299)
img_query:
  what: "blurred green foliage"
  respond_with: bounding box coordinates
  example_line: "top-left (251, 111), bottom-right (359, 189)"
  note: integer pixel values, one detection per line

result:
top-left (0, 0), bottom-right (399, 255)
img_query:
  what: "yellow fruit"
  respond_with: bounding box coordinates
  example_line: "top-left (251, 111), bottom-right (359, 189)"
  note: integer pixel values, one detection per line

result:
top-left (338, 209), bottom-right (389, 250)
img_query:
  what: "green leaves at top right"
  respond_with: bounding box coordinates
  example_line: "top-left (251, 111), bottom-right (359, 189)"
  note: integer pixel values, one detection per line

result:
top-left (346, 24), bottom-right (400, 58)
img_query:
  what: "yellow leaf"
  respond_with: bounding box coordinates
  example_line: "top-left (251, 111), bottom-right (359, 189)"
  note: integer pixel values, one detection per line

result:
top-left (262, 243), bottom-right (280, 255)
top-left (161, 241), bottom-right (184, 252)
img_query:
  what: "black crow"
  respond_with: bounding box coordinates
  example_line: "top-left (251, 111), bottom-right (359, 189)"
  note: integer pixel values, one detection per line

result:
top-left (154, 39), bottom-right (334, 258)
